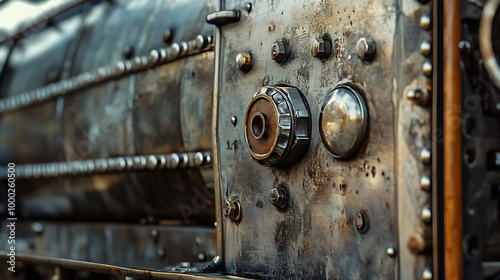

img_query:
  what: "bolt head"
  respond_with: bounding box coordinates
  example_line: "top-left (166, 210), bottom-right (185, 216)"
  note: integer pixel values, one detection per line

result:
top-left (270, 188), bottom-right (287, 208)
top-left (271, 41), bottom-right (288, 63)
top-left (311, 37), bottom-right (331, 59)
top-left (356, 37), bottom-right (377, 62)
top-left (420, 14), bottom-right (431, 30)
top-left (386, 247), bottom-right (396, 257)
top-left (224, 200), bottom-right (241, 221)
top-left (423, 268), bottom-right (433, 280)
top-left (236, 52), bottom-right (252, 72)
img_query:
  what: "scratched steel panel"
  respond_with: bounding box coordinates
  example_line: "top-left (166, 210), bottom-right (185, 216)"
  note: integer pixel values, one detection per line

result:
top-left (216, 0), bottom-right (432, 278)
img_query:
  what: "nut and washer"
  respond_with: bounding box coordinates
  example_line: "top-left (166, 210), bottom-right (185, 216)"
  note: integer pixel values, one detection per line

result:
top-left (311, 37), bottom-right (332, 59)
top-left (271, 41), bottom-right (288, 63)
top-left (270, 187), bottom-right (287, 208)
top-left (224, 200), bottom-right (241, 221)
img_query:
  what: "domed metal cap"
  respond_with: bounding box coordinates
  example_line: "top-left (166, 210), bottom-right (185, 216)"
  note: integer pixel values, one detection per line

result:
top-left (319, 85), bottom-right (368, 158)
top-left (244, 85), bottom-right (311, 166)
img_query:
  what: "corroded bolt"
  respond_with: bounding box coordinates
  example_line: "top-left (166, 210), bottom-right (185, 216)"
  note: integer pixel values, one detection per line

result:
top-left (311, 37), bottom-right (332, 59)
top-left (269, 187), bottom-right (287, 208)
top-left (224, 200), bottom-right (241, 221)
top-left (236, 52), bottom-right (252, 72)
top-left (271, 41), bottom-right (288, 63)
top-left (356, 37), bottom-right (377, 62)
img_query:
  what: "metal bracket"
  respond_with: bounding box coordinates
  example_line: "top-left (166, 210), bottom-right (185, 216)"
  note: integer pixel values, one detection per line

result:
top-left (206, 10), bottom-right (240, 27)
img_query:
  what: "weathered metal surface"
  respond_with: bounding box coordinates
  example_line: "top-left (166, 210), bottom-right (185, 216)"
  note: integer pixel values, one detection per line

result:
top-left (0, 0), bottom-right (217, 223)
top-left (0, 221), bottom-right (217, 270)
top-left (213, 0), bottom-right (430, 278)
top-left (213, 0), bottom-right (436, 278)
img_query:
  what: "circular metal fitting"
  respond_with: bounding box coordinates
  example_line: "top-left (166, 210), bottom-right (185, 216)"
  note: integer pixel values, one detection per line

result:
top-left (244, 85), bottom-right (311, 166)
top-left (269, 187), bottom-right (287, 208)
top-left (421, 206), bottom-right (432, 224)
top-left (420, 40), bottom-right (431, 56)
top-left (480, 0), bottom-right (500, 89)
top-left (422, 60), bottom-right (433, 77)
top-left (423, 268), bottom-right (433, 280)
top-left (420, 14), bottom-right (431, 30)
top-left (420, 148), bottom-right (431, 164)
top-left (386, 247), bottom-right (396, 257)
top-left (319, 85), bottom-right (368, 159)
top-left (420, 175), bottom-right (431, 191)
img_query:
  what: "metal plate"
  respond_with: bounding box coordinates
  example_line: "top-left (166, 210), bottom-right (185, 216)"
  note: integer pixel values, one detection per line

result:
top-left (215, 0), bottom-right (433, 278)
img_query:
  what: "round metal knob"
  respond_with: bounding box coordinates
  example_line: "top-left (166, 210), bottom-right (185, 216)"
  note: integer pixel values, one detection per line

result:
top-left (319, 85), bottom-right (368, 158)
top-left (244, 85), bottom-right (311, 166)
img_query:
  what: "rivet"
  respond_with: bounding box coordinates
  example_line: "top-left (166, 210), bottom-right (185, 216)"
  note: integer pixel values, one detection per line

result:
top-left (420, 175), bottom-right (431, 191)
top-left (420, 148), bottom-right (431, 164)
top-left (231, 116), bottom-right (237, 125)
top-left (421, 206), bottom-right (432, 224)
top-left (163, 29), bottom-right (174, 43)
top-left (387, 247), bottom-right (396, 257)
top-left (422, 60), bottom-right (432, 77)
top-left (423, 268), bottom-right (433, 280)
top-left (122, 45), bottom-right (134, 59)
top-left (420, 14), bottom-right (431, 30)
top-left (196, 34), bottom-right (208, 49)
top-left (246, 3), bottom-right (252, 12)
top-left (420, 40), bottom-right (431, 56)
top-left (458, 40), bottom-right (471, 55)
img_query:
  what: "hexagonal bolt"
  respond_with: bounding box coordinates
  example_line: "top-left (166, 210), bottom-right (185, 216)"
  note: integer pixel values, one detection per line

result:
top-left (236, 52), bottom-right (252, 72)
top-left (271, 41), bottom-right (288, 63)
top-left (269, 187), bottom-right (287, 208)
top-left (224, 200), bottom-right (241, 221)
top-left (311, 37), bottom-right (332, 59)
top-left (356, 37), bottom-right (377, 62)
